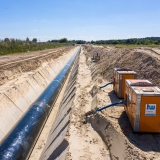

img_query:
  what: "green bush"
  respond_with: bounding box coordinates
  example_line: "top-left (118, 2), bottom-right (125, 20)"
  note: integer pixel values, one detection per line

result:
top-left (0, 39), bottom-right (71, 56)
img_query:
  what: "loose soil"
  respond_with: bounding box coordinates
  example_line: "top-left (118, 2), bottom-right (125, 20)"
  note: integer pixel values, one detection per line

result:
top-left (85, 46), bottom-right (160, 87)
top-left (1, 45), bottom-right (160, 159)
top-left (83, 45), bottom-right (160, 160)
top-left (66, 48), bottom-right (110, 160)
top-left (0, 47), bottom-right (73, 86)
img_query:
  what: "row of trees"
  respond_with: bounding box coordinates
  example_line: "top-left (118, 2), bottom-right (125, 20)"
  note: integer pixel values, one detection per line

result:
top-left (91, 37), bottom-right (160, 45)
top-left (1, 37), bottom-right (160, 55)
top-left (49, 37), bottom-right (160, 45)
top-left (1, 37), bottom-right (37, 43)
top-left (0, 37), bottom-right (70, 55)
top-left (48, 38), bottom-right (86, 44)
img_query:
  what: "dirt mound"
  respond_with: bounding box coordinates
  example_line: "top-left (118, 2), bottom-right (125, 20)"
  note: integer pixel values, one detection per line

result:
top-left (86, 46), bottom-right (160, 87)
top-left (84, 45), bottom-right (160, 159)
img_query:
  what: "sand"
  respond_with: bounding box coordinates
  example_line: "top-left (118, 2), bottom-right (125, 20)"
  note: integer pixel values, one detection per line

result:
top-left (84, 45), bottom-right (160, 160)
top-left (0, 47), bottom-right (73, 86)
top-left (66, 48), bottom-right (110, 160)
top-left (29, 60), bottom-right (74, 160)
top-left (1, 44), bottom-right (160, 159)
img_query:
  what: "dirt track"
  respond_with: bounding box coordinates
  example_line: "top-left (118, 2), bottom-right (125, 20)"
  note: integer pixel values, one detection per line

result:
top-left (0, 46), bottom-right (73, 86)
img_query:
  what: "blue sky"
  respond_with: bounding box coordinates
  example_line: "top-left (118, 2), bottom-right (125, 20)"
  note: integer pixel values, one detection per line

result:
top-left (0, 0), bottom-right (160, 41)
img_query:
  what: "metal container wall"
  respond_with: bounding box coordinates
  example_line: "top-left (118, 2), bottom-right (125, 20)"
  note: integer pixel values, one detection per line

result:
top-left (124, 79), bottom-right (160, 132)
top-left (124, 79), bottom-right (152, 118)
top-left (113, 68), bottom-right (134, 95)
top-left (113, 68), bottom-right (137, 98)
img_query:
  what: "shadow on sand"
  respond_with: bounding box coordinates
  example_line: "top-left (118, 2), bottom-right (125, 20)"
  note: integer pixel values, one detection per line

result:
top-left (118, 111), bottom-right (160, 152)
top-left (108, 90), bottom-right (160, 152)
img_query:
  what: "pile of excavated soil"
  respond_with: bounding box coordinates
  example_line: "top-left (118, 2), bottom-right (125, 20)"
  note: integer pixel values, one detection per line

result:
top-left (84, 45), bottom-right (160, 159)
top-left (86, 46), bottom-right (160, 87)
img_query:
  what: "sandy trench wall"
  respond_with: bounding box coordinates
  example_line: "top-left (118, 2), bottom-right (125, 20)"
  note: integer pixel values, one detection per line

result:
top-left (39, 54), bottom-right (79, 160)
top-left (0, 48), bottom-right (78, 144)
top-left (89, 113), bottom-right (126, 160)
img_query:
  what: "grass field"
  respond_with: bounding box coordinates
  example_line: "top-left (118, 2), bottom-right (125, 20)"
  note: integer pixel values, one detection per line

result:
top-left (0, 42), bottom-right (71, 56)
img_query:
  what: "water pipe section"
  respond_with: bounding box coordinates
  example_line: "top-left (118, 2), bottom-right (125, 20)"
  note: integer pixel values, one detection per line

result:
top-left (94, 101), bottom-right (126, 114)
top-left (100, 82), bottom-right (113, 88)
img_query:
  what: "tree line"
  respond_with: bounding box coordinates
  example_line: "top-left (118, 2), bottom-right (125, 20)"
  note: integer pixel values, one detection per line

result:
top-left (49, 37), bottom-right (160, 45)
top-left (91, 37), bottom-right (160, 45)
top-left (0, 37), bottom-right (70, 55)
top-left (49, 38), bottom-right (86, 44)
top-left (1, 37), bottom-right (160, 55)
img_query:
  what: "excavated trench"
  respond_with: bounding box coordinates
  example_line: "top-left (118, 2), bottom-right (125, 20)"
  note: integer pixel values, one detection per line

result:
top-left (1, 45), bottom-right (160, 160)
top-left (0, 46), bottom-right (112, 160)
top-left (0, 47), bottom-right (81, 159)
top-left (0, 47), bottom-right (77, 144)
top-left (38, 47), bottom-right (111, 160)
top-left (0, 46), bottom-right (111, 160)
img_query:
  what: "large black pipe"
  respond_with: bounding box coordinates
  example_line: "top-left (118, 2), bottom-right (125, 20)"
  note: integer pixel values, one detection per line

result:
top-left (0, 47), bottom-right (80, 160)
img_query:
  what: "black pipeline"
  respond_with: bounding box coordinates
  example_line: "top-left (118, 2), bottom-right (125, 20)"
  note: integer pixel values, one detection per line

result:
top-left (0, 47), bottom-right (80, 160)
top-left (100, 82), bottom-right (113, 88)
top-left (85, 101), bottom-right (126, 118)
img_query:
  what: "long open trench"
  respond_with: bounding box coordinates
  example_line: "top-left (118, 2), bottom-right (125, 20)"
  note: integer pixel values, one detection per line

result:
top-left (0, 46), bottom-right (111, 160)
top-left (34, 47), bottom-right (110, 159)
top-left (0, 47), bottom-right (76, 144)
top-left (1, 45), bottom-right (160, 159)
top-left (38, 46), bottom-right (160, 160)
top-left (65, 48), bottom-right (110, 160)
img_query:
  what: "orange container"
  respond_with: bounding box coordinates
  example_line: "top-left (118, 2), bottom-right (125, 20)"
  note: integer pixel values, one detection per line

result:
top-left (113, 68), bottom-right (137, 98)
top-left (124, 80), bottom-right (153, 118)
top-left (124, 80), bottom-right (160, 132)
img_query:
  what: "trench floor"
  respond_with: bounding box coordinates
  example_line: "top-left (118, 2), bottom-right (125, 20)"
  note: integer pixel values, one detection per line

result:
top-left (66, 49), bottom-right (110, 160)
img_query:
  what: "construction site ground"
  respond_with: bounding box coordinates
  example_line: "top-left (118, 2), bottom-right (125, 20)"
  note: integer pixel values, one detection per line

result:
top-left (84, 45), bottom-right (160, 160)
top-left (0, 45), bottom-right (160, 159)
top-left (0, 47), bottom-right (73, 86)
